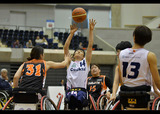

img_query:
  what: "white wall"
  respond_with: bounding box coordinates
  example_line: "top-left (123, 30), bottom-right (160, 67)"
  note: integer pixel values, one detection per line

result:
top-left (54, 8), bottom-right (72, 29)
top-left (121, 4), bottom-right (160, 28)
top-left (0, 4), bottom-right (55, 28)
top-left (88, 9), bottom-right (110, 28)
top-left (146, 16), bottom-right (160, 28)
top-left (54, 8), bottom-right (111, 29)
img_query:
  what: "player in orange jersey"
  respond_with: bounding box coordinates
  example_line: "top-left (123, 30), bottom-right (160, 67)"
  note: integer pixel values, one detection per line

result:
top-left (13, 46), bottom-right (70, 91)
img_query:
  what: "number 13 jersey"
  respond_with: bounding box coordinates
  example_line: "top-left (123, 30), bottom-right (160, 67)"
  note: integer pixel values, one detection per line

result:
top-left (19, 59), bottom-right (47, 89)
top-left (119, 48), bottom-right (152, 87)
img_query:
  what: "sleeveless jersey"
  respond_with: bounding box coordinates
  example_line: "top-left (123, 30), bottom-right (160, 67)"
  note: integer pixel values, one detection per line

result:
top-left (87, 75), bottom-right (107, 95)
top-left (19, 59), bottom-right (47, 89)
top-left (66, 58), bottom-right (90, 89)
top-left (119, 48), bottom-right (152, 87)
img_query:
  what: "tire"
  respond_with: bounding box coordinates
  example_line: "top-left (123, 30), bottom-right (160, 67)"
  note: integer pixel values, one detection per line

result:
top-left (112, 100), bottom-right (121, 110)
top-left (41, 96), bottom-right (57, 110)
top-left (0, 91), bottom-right (9, 109)
top-left (88, 94), bottom-right (97, 110)
top-left (97, 95), bottom-right (108, 110)
top-left (152, 97), bottom-right (160, 110)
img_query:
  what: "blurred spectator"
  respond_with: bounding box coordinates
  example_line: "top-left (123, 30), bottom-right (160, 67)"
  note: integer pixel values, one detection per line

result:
top-left (0, 68), bottom-right (9, 81)
top-left (35, 36), bottom-right (42, 45)
top-left (26, 40), bottom-right (33, 48)
top-left (42, 37), bottom-right (48, 48)
top-left (13, 40), bottom-right (22, 48)
top-left (79, 42), bottom-right (83, 49)
top-left (59, 79), bottom-right (64, 86)
top-left (157, 24), bottom-right (160, 28)
top-left (0, 68), bottom-right (12, 92)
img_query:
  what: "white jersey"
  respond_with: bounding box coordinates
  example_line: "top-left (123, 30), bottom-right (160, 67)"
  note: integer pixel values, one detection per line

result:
top-left (67, 58), bottom-right (90, 89)
top-left (119, 48), bottom-right (152, 87)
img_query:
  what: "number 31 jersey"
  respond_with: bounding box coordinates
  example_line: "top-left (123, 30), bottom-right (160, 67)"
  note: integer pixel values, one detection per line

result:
top-left (119, 48), bottom-right (152, 87)
top-left (19, 59), bottom-right (47, 89)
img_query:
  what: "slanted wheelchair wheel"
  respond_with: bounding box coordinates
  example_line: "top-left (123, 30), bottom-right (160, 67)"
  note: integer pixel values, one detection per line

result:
top-left (41, 96), bottom-right (57, 110)
top-left (2, 96), bottom-right (14, 110)
top-left (97, 95), bottom-right (108, 110)
top-left (0, 91), bottom-right (9, 109)
top-left (88, 94), bottom-right (97, 110)
top-left (112, 100), bottom-right (121, 110)
top-left (152, 97), bottom-right (160, 110)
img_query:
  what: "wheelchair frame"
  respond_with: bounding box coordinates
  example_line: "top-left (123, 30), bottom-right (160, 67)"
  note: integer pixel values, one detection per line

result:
top-left (2, 88), bottom-right (58, 110)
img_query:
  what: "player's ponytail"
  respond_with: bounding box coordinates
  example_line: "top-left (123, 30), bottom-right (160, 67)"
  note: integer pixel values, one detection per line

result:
top-left (27, 46), bottom-right (44, 61)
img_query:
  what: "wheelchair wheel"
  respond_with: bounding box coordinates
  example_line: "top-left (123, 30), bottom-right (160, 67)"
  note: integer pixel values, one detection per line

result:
top-left (2, 96), bottom-right (14, 110)
top-left (0, 91), bottom-right (9, 109)
top-left (41, 96), bottom-right (57, 110)
top-left (112, 100), bottom-right (121, 110)
top-left (88, 94), bottom-right (97, 110)
top-left (97, 95), bottom-right (108, 110)
top-left (57, 94), bottom-right (63, 110)
top-left (152, 97), bottom-right (160, 110)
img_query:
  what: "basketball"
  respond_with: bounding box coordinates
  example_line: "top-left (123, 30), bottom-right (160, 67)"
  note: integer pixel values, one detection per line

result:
top-left (72, 7), bottom-right (87, 23)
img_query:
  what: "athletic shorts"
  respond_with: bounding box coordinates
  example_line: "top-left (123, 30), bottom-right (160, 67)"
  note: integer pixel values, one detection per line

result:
top-left (66, 88), bottom-right (87, 106)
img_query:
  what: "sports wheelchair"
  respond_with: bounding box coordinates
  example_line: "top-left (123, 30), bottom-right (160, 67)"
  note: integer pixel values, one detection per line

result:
top-left (88, 94), bottom-right (111, 110)
top-left (2, 88), bottom-right (57, 110)
top-left (0, 90), bottom-right (10, 110)
top-left (109, 85), bottom-right (160, 110)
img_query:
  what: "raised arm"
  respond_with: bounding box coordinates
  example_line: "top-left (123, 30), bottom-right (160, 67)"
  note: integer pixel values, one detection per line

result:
top-left (86, 19), bottom-right (96, 67)
top-left (46, 53), bottom-right (71, 71)
top-left (108, 66), bottom-right (120, 103)
top-left (64, 24), bottom-right (78, 56)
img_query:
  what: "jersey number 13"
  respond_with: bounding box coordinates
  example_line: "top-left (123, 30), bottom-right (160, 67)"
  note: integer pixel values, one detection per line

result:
top-left (122, 62), bottom-right (140, 79)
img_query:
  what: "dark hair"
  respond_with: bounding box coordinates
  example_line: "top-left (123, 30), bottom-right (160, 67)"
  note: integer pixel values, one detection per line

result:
top-left (91, 63), bottom-right (100, 69)
top-left (133, 25), bottom-right (152, 46)
top-left (73, 48), bottom-right (85, 58)
top-left (116, 41), bottom-right (132, 51)
top-left (27, 46), bottom-right (44, 61)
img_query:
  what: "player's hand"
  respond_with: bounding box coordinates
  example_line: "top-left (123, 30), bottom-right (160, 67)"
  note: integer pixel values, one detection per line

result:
top-left (70, 23), bottom-right (78, 34)
top-left (105, 92), bottom-right (111, 100)
top-left (89, 18), bottom-right (96, 31)
top-left (108, 94), bottom-right (116, 104)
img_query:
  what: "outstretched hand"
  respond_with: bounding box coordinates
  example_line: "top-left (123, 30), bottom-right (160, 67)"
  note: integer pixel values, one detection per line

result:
top-left (70, 23), bottom-right (78, 34)
top-left (89, 19), bottom-right (97, 31)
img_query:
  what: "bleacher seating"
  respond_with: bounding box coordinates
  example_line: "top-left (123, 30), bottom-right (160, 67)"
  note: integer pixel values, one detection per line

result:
top-left (0, 29), bottom-right (47, 48)
top-left (0, 28), bottom-right (103, 51)
top-left (53, 31), bottom-right (102, 51)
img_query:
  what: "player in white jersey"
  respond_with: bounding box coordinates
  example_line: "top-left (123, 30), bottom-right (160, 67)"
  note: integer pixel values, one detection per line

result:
top-left (119, 26), bottom-right (160, 89)
top-left (120, 48), bottom-right (151, 87)
top-left (64, 19), bottom-right (96, 110)
top-left (116, 26), bottom-right (160, 110)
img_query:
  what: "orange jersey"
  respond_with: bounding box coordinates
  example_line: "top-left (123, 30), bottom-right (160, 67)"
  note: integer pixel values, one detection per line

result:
top-left (19, 59), bottom-right (47, 90)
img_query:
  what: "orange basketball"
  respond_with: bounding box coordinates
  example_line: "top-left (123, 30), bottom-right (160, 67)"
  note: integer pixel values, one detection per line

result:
top-left (72, 7), bottom-right (87, 23)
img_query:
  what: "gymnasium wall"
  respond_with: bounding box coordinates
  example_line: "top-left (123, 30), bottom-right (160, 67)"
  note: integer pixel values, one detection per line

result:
top-left (0, 4), bottom-right (55, 27)
top-left (121, 4), bottom-right (160, 28)
top-left (93, 28), bottom-right (160, 69)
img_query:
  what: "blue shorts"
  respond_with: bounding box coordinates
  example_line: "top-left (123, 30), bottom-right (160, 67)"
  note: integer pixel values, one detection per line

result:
top-left (66, 89), bottom-right (87, 107)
